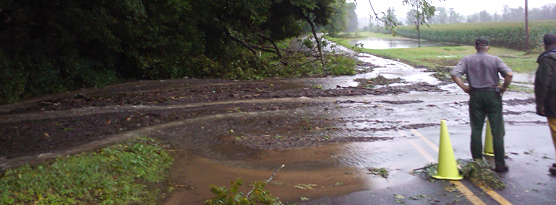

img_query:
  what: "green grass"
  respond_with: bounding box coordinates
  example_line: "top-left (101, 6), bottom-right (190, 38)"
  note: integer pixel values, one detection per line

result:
top-left (0, 138), bottom-right (173, 204)
top-left (327, 33), bottom-right (541, 73)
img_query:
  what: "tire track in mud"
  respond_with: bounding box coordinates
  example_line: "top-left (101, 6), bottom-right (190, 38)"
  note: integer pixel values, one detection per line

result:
top-left (0, 91), bottom-right (438, 170)
top-left (0, 76), bottom-right (539, 173)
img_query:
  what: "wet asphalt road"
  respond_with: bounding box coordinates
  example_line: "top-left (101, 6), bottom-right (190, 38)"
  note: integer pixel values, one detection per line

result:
top-left (301, 123), bottom-right (556, 205)
top-left (160, 89), bottom-right (555, 204)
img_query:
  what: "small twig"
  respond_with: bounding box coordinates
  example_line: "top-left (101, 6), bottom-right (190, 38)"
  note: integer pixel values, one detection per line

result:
top-left (246, 164), bottom-right (285, 197)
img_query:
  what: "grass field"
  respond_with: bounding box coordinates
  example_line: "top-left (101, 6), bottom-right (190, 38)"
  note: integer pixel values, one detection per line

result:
top-left (378, 20), bottom-right (556, 51)
top-left (327, 34), bottom-right (541, 74)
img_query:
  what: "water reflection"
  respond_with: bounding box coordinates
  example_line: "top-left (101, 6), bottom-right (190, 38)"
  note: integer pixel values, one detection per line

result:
top-left (350, 37), bottom-right (457, 49)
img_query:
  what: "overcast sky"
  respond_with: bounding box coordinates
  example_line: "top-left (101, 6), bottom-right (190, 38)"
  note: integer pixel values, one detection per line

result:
top-left (353, 0), bottom-right (556, 19)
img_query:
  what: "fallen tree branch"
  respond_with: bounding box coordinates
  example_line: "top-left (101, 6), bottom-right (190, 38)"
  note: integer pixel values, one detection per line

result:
top-left (246, 164), bottom-right (285, 197)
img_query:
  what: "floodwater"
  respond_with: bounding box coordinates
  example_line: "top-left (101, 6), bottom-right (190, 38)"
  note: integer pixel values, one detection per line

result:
top-left (159, 42), bottom-right (542, 204)
top-left (157, 92), bottom-right (538, 204)
top-left (160, 90), bottom-right (539, 204)
top-left (158, 99), bottom-right (444, 204)
top-left (350, 37), bottom-right (458, 49)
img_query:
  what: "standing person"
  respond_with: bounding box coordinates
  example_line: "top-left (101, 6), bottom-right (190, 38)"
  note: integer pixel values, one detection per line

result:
top-left (534, 33), bottom-right (556, 175)
top-left (451, 36), bottom-right (514, 172)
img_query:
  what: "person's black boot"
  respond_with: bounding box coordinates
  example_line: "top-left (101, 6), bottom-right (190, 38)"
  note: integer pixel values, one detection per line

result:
top-left (493, 164), bottom-right (509, 172)
top-left (550, 163), bottom-right (556, 175)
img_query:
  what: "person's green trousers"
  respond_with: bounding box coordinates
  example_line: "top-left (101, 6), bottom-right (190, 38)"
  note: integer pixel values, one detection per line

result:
top-left (469, 90), bottom-right (506, 168)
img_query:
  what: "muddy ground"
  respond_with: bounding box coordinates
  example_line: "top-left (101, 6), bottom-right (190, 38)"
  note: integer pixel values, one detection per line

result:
top-left (0, 76), bottom-right (452, 161)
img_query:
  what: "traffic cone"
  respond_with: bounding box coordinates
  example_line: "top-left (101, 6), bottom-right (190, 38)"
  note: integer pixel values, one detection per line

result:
top-left (483, 119), bottom-right (494, 156)
top-left (433, 120), bottom-right (463, 180)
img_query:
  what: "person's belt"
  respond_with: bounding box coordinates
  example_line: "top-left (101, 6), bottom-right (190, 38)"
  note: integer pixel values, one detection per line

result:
top-left (471, 87), bottom-right (497, 92)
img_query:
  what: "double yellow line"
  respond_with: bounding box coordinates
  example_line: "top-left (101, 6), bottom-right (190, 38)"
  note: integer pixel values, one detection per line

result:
top-left (402, 129), bottom-right (512, 205)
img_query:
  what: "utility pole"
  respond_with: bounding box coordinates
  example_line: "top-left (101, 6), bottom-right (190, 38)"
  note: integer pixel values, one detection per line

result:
top-left (417, 1), bottom-right (421, 47)
top-left (525, 0), bottom-right (529, 50)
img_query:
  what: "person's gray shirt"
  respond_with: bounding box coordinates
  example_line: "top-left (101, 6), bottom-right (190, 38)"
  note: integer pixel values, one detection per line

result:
top-left (451, 51), bottom-right (512, 88)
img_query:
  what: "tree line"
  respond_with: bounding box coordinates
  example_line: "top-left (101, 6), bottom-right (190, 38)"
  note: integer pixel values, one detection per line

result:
top-left (0, 0), bottom-right (360, 104)
top-left (362, 3), bottom-right (556, 28)
top-left (464, 4), bottom-right (556, 23)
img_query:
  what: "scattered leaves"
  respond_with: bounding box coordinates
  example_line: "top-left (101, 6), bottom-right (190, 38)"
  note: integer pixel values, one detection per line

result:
top-left (367, 167), bottom-right (389, 178)
top-left (294, 184), bottom-right (318, 190)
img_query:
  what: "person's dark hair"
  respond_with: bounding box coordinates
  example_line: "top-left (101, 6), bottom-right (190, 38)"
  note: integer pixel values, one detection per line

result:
top-left (544, 34), bottom-right (556, 46)
top-left (475, 36), bottom-right (490, 47)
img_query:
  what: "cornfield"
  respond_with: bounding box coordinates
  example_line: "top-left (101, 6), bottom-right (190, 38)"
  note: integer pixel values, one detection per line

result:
top-left (386, 20), bottom-right (556, 51)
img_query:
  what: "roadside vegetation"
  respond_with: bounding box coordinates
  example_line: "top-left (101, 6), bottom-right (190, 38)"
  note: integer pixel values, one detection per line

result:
top-left (0, 0), bottom-right (367, 105)
top-left (0, 138), bottom-right (173, 204)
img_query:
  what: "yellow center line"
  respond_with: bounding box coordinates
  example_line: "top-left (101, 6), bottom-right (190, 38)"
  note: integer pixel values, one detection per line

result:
top-left (409, 129), bottom-right (513, 205)
top-left (411, 129), bottom-right (438, 152)
top-left (408, 139), bottom-right (486, 205)
top-left (478, 185), bottom-right (512, 205)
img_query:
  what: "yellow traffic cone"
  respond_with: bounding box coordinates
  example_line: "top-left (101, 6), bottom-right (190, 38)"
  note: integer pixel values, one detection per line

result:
top-left (433, 120), bottom-right (463, 180)
top-left (483, 119), bottom-right (494, 156)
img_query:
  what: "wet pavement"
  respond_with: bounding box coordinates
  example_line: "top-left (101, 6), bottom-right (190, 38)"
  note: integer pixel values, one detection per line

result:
top-left (161, 43), bottom-right (555, 204)
top-left (159, 89), bottom-right (555, 204)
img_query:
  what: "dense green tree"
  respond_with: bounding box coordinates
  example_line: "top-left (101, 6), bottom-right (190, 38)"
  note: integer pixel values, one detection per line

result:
top-left (326, 1), bottom-right (348, 36)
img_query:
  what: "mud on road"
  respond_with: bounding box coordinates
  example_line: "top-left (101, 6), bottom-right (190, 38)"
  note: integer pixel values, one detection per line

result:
top-left (0, 77), bottom-right (451, 163)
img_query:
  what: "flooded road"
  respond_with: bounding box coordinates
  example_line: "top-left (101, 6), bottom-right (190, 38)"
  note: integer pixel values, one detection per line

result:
top-left (158, 88), bottom-right (543, 204)
top-left (159, 41), bottom-right (549, 204)
top-left (2, 39), bottom-right (552, 204)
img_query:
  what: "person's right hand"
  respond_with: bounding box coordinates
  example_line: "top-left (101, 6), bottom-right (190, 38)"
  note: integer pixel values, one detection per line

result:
top-left (461, 85), bottom-right (470, 94)
top-left (537, 106), bottom-right (546, 116)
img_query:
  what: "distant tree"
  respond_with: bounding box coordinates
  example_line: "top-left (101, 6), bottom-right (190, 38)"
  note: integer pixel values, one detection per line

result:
top-left (448, 8), bottom-right (464, 23)
top-left (346, 2), bottom-right (358, 32)
top-left (502, 5), bottom-right (524, 21)
top-left (466, 13), bottom-right (479, 23)
top-left (405, 9), bottom-right (418, 25)
top-left (382, 7), bottom-right (402, 28)
top-left (479, 10), bottom-right (492, 22)
top-left (358, 0), bottom-right (435, 30)
top-left (529, 4), bottom-right (556, 20)
top-left (430, 7), bottom-right (448, 24)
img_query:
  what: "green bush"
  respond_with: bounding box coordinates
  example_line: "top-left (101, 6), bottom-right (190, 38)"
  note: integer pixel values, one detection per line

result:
top-left (205, 179), bottom-right (282, 205)
top-left (324, 54), bottom-right (357, 76)
top-left (0, 59), bottom-right (27, 104)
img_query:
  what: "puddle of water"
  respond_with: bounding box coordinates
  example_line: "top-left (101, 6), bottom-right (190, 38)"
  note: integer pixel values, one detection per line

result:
top-left (155, 102), bottom-right (450, 204)
top-left (164, 146), bottom-right (370, 204)
top-left (287, 53), bottom-right (440, 90)
top-left (163, 139), bottom-right (421, 204)
top-left (350, 37), bottom-right (458, 49)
